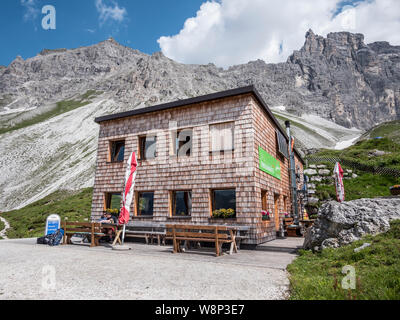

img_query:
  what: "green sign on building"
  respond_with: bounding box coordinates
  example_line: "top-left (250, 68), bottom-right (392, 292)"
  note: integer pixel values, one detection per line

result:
top-left (258, 146), bottom-right (281, 180)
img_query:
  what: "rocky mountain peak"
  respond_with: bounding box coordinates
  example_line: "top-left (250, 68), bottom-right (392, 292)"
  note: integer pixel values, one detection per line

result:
top-left (0, 30), bottom-right (399, 130)
top-left (39, 48), bottom-right (68, 56)
top-left (301, 28), bottom-right (326, 55)
top-left (368, 41), bottom-right (400, 54)
top-left (0, 30), bottom-right (399, 212)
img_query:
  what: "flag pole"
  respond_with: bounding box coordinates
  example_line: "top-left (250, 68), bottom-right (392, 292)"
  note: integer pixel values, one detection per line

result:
top-left (122, 224), bottom-right (126, 245)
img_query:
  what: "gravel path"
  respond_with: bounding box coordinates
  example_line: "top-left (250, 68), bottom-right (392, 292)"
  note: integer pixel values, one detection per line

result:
top-left (0, 216), bottom-right (10, 239)
top-left (0, 238), bottom-right (300, 300)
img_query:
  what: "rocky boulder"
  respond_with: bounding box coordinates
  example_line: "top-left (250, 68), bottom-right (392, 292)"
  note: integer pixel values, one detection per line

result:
top-left (304, 197), bottom-right (400, 250)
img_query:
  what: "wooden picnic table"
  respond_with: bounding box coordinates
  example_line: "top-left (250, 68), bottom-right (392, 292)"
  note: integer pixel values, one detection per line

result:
top-left (110, 222), bottom-right (249, 248)
top-left (111, 221), bottom-right (166, 245)
top-left (166, 224), bottom-right (242, 256)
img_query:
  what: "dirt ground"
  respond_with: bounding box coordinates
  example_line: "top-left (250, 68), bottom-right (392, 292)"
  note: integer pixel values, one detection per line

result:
top-left (0, 237), bottom-right (303, 300)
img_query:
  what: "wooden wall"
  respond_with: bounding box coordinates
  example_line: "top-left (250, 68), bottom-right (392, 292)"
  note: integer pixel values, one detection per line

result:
top-left (91, 93), bottom-right (304, 244)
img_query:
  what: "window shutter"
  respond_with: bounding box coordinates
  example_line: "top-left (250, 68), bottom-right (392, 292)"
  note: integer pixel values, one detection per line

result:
top-left (276, 129), bottom-right (289, 159)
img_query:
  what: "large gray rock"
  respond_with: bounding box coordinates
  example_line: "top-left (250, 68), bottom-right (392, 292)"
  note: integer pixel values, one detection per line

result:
top-left (318, 169), bottom-right (331, 176)
top-left (304, 169), bottom-right (318, 176)
top-left (304, 197), bottom-right (400, 250)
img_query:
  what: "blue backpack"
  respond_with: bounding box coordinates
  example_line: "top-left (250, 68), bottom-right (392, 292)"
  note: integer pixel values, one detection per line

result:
top-left (47, 228), bottom-right (64, 246)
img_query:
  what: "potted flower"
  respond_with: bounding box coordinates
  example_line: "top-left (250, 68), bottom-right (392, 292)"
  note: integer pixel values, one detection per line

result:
top-left (212, 208), bottom-right (236, 219)
top-left (106, 208), bottom-right (119, 218)
top-left (261, 210), bottom-right (270, 221)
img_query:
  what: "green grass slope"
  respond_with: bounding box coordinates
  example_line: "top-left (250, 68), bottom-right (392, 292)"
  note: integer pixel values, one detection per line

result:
top-left (0, 188), bottom-right (93, 239)
top-left (315, 173), bottom-right (399, 202)
top-left (312, 137), bottom-right (400, 170)
top-left (308, 124), bottom-right (400, 202)
top-left (0, 90), bottom-right (101, 135)
top-left (362, 120), bottom-right (400, 144)
top-left (288, 220), bottom-right (400, 300)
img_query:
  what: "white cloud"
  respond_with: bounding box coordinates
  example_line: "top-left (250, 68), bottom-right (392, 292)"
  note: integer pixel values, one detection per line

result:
top-left (95, 0), bottom-right (127, 26)
top-left (158, 0), bottom-right (400, 68)
top-left (21, 0), bottom-right (39, 22)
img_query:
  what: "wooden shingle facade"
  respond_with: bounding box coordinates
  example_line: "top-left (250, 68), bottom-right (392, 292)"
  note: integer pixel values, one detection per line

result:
top-left (91, 86), bottom-right (304, 244)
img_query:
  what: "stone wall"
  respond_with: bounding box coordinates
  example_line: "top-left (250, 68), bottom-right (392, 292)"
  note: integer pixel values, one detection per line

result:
top-left (304, 164), bottom-right (358, 205)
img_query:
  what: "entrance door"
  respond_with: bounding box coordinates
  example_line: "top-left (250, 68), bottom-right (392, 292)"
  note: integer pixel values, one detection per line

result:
top-left (274, 194), bottom-right (280, 231)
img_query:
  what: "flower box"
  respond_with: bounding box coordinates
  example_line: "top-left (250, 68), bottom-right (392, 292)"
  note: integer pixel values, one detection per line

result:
top-left (261, 210), bottom-right (270, 221)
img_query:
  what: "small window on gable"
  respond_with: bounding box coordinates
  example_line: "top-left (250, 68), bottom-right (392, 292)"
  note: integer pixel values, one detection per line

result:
top-left (209, 122), bottom-right (234, 152)
top-left (109, 140), bottom-right (125, 162)
top-left (139, 135), bottom-right (157, 160)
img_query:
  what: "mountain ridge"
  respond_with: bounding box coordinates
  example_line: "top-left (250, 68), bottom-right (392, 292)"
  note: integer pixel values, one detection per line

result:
top-left (0, 30), bottom-right (399, 211)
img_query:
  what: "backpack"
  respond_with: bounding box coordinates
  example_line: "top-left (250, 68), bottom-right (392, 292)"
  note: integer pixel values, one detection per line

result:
top-left (37, 235), bottom-right (51, 245)
top-left (48, 228), bottom-right (64, 246)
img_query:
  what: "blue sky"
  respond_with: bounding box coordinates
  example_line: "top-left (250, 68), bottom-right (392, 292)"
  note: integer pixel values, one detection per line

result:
top-left (1, 0), bottom-right (399, 68)
top-left (0, 0), bottom-right (204, 66)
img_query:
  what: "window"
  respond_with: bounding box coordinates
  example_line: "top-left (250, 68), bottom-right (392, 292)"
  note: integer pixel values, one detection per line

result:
top-left (105, 192), bottom-right (122, 211)
top-left (210, 122), bottom-right (234, 152)
top-left (171, 191), bottom-right (192, 216)
top-left (139, 135), bottom-right (157, 160)
top-left (283, 196), bottom-right (288, 213)
top-left (211, 189), bottom-right (236, 218)
top-left (174, 129), bottom-right (192, 157)
top-left (109, 140), bottom-right (125, 162)
top-left (261, 190), bottom-right (268, 211)
top-left (276, 129), bottom-right (289, 159)
top-left (137, 192), bottom-right (154, 216)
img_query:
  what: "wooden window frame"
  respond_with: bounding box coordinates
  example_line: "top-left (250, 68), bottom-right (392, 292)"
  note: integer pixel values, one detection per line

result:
top-left (103, 192), bottom-right (122, 211)
top-left (138, 135), bottom-right (157, 160)
top-left (107, 139), bottom-right (125, 163)
top-left (169, 190), bottom-right (192, 217)
top-left (209, 122), bottom-right (235, 153)
top-left (210, 188), bottom-right (236, 218)
top-left (171, 128), bottom-right (193, 158)
top-left (135, 191), bottom-right (155, 217)
top-left (261, 190), bottom-right (268, 211)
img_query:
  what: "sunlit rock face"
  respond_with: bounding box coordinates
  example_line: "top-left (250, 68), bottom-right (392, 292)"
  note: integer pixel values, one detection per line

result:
top-left (304, 197), bottom-right (400, 250)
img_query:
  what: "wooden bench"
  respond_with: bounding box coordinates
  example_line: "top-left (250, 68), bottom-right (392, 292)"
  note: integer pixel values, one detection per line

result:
top-left (166, 224), bottom-right (237, 257)
top-left (62, 221), bottom-right (118, 247)
top-left (112, 222), bottom-right (166, 246)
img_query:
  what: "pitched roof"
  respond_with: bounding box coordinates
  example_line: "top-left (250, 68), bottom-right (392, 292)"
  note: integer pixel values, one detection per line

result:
top-left (94, 85), bottom-right (304, 163)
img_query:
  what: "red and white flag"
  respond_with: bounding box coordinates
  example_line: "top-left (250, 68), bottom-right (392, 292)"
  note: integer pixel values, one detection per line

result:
top-left (118, 152), bottom-right (138, 225)
top-left (334, 162), bottom-right (345, 202)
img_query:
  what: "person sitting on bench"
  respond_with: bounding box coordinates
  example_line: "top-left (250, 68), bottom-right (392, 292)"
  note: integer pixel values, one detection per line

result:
top-left (99, 212), bottom-right (117, 242)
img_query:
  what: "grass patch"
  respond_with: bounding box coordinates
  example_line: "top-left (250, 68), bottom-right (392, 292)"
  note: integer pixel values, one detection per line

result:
top-left (0, 219), bottom-right (5, 232)
top-left (315, 173), bottom-right (399, 202)
top-left (312, 137), bottom-right (400, 170)
top-left (366, 120), bottom-right (400, 144)
top-left (308, 136), bottom-right (400, 203)
top-left (288, 220), bottom-right (400, 300)
top-left (0, 90), bottom-right (101, 135)
top-left (0, 188), bottom-right (93, 239)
